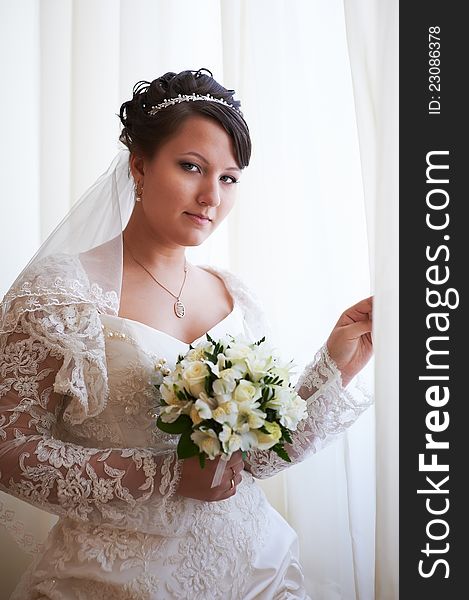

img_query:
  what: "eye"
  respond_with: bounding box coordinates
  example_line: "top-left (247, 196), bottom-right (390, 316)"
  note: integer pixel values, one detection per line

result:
top-left (180, 162), bottom-right (200, 173)
top-left (220, 175), bottom-right (240, 185)
top-left (180, 162), bottom-right (239, 184)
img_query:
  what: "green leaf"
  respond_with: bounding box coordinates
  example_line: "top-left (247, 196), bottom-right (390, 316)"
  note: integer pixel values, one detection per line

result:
top-left (272, 443), bottom-right (291, 463)
top-left (281, 427), bottom-right (293, 444)
top-left (156, 414), bottom-right (192, 434)
top-left (177, 431), bottom-right (200, 459)
top-left (204, 375), bottom-right (212, 395)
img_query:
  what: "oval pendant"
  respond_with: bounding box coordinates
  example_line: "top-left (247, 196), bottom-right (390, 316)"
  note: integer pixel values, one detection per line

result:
top-left (174, 300), bottom-right (185, 318)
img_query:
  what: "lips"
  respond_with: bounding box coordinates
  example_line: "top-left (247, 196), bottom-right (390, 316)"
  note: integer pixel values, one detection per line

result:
top-left (186, 212), bottom-right (211, 221)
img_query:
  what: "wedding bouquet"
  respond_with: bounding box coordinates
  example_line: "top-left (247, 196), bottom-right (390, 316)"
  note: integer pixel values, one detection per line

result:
top-left (154, 332), bottom-right (308, 486)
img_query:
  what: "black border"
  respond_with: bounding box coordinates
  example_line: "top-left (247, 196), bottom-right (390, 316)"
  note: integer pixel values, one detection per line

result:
top-left (399, 3), bottom-right (466, 595)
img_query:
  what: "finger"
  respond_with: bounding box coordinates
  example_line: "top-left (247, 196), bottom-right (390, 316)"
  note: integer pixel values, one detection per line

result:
top-left (339, 297), bottom-right (374, 326)
top-left (347, 296), bottom-right (373, 314)
top-left (227, 452), bottom-right (243, 467)
top-left (231, 462), bottom-right (244, 476)
top-left (226, 463), bottom-right (243, 478)
top-left (341, 319), bottom-right (372, 339)
top-left (224, 475), bottom-right (238, 496)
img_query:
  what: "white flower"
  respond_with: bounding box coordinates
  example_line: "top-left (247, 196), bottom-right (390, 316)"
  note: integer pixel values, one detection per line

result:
top-left (189, 396), bottom-right (216, 425)
top-left (224, 341), bottom-right (255, 361)
top-left (184, 346), bottom-right (208, 362)
top-left (233, 379), bottom-right (261, 403)
top-left (191, 428), bottom-right (221, 459)
top-left (279, 394), bottom-right (308, 430)
top-left (245, 352), bottom-right (275, 382)
top-left (234, 400), bottom-right (266, 432)
top-left (212, 400), bottom-right (239, 427)
top-left (160, 383), bottom-right (181, 405)
top-left (270, 362), bottom-right (295, 387)
top-left (219, 424), bottom-right (242, 454)
top-left (160, 400), bottom-right (192, 423)
top-left (212, 377), bottom-right (236, 404)
top-left (254, 421), bottom-right (282, 450)
top-left (219, 424), bottom-right (257, 453)
top-left (266, 388), bottom-right (308, 430)
top-left (182, 361), bottom-right (210, 397)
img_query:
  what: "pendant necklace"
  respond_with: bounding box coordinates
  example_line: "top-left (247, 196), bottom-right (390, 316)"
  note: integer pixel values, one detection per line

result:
top-left (124, 240), bottom-right (188, 318)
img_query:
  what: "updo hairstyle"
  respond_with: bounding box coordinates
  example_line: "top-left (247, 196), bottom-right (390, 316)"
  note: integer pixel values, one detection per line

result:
top-left (118, 68), bottom-right (251, 169)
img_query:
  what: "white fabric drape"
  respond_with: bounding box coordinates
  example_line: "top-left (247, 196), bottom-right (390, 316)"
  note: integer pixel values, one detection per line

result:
top-left (0, 1), bottom-right (383, 598)
top-left (343, 1), bottom-right (399, 598)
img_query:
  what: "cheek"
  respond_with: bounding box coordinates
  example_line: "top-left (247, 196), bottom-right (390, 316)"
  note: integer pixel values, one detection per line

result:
top-left (144, 177), bottom-right (185, 210)
top-left (221, 195), bottom-right (237, 216)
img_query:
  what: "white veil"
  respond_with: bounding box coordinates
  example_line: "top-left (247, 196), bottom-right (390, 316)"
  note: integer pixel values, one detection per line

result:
top-left (0, 149), bottom-right (135, 555)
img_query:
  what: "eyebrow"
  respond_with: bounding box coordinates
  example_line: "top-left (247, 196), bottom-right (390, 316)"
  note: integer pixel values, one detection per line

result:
top-left (179, 151), bottom-right (241, 172)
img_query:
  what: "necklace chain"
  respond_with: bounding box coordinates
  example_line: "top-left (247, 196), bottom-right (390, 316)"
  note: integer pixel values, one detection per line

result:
top-left (123, 240), bottom-right (188, 318)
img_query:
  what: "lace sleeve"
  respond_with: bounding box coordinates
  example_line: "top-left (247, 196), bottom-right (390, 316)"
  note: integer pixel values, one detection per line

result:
top-left (0, 324), bottom-right (186, 537)
top-left (244, 343), bottom-right (373, 479)
top-left (202, 266), bottom-right (373, 480)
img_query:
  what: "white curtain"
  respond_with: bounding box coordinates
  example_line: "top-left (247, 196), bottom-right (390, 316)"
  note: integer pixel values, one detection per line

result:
top-left (343, 1), bottom-right (399, 597)
top-left (0, 1), bottom-right (398, 598)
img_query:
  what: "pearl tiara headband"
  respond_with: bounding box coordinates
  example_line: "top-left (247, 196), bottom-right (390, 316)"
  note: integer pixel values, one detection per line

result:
top-left (148, 93), bottom-right (244, 117)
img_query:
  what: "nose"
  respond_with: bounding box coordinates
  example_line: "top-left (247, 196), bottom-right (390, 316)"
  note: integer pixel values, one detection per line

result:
top-left (197, 177), bottom-right (221, 207)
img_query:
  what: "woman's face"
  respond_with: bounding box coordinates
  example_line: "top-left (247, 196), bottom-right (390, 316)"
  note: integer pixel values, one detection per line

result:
top-left (130, 114), bottom-right (242, 247)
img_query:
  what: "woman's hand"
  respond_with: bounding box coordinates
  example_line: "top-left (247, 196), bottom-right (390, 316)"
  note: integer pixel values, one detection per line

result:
top-left (326, 296), bottom-right (373, 387)
top-left (175, 451), bottom-right (245, 502)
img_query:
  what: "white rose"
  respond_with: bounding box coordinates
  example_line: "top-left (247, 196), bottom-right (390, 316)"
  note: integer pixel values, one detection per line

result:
top-left (191, 428), bottom-right (221, 459)
top-left (182, 361), bottom-right (209, 398)
top-left (233, 379), bottom-right (261, 403)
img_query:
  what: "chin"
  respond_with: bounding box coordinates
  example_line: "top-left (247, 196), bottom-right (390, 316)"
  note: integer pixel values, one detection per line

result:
top-left (178, 232), bottom-right (211, 247)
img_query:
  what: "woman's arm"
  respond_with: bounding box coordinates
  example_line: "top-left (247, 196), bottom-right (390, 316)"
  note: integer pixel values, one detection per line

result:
top-left (0, 327), bottom-right (186, 535)
top-left (244, 342), bottom-right (372, 478)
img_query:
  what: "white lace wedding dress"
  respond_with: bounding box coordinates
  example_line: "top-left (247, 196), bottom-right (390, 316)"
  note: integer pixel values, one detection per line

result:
top-left (0, 256), bottom-right (371, 599)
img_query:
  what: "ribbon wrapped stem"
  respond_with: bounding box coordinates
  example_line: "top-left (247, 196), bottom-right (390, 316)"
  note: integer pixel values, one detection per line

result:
top-left (210, 453), bottom-right (230, 488)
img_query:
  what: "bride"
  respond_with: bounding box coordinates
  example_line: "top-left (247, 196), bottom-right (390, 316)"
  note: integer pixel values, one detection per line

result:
top-left (0, 68), bottom-right (373, 599)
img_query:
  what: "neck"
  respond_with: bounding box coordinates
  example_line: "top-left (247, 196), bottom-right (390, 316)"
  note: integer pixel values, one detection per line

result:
top-left (123, 213), bottom-right (188, 274)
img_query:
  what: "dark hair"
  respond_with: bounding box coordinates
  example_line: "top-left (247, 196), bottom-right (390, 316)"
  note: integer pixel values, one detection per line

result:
top-left (118, 68), bottom-right (251, 168)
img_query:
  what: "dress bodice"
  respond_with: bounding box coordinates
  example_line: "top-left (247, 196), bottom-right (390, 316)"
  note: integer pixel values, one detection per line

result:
top-left (57, 304), bottom-right (247, 451)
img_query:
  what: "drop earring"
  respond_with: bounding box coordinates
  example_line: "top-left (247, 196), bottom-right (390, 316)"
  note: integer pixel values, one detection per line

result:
top-left (135, 182), bottom-right (143, 202)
